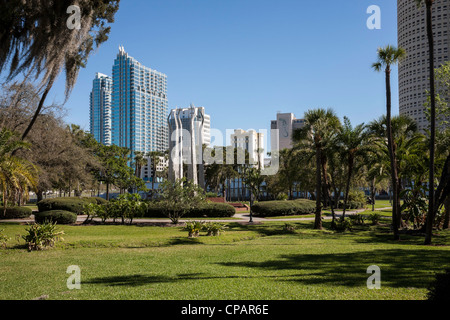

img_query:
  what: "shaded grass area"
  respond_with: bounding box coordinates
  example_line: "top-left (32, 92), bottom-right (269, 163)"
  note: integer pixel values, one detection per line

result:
top-left (0, 220), bottom-right (449, 300)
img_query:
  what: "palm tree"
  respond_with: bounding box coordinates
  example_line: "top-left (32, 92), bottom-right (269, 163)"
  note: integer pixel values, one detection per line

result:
top-left (244, 167), bottom-right (264, 223)
top-left (414, 0), bottom-right (437, 245)
top-left (368, 115), bottom-right (426, 228)
top-left (293, 108), bottom-right (341, 230)
top-left (373, 45), bottom-right (406, 240)
top-left (0, 128), bottom-right (37, 215)
top-left (147, 151), bottom-right (164, 193)
top-left (133, 151), bottom-right (146, 178)
top-left (335, 117), bottom-right (370, 218)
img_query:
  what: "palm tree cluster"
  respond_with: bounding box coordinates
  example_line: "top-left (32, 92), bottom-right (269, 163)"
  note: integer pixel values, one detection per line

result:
top-left (0, 128), bottom-right (37, 214)
top-left (289, 106), bottom-right (449, 236)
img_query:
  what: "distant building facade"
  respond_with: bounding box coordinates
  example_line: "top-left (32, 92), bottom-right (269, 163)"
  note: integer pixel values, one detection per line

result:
top-left (270, 112), bottom-right (305, 150)
top-left (230, 129), bottom-right (265, 168)
top-left (168, 104), bottom-right (210, 186)
top-left (90, 73), bottom-right (112, 145)
top-left (141, 155), bottom-right (169, 182)
top-left (111, 46), bottom-right (168, 154)
top-left (398, 0), bottom-right (450, 131)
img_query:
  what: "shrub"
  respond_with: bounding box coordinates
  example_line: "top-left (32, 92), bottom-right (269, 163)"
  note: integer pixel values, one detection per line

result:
top-left (184, 220), bottom-right (205, 238)
top-left (145, 201), bottom-right (165, 217)
top-left (186, 203), bottom-right (236, 218)
top-left (335, 218), bottom-right (353, 232)
top-left (37, 197), bottom-right (107, 215)
top-left (22, 222), bottom-right (65, 251)
top-left (348, 189), bottom-right (367, 204)
top-left (0, 229), bottom-right (10, 248)
top-left (203, 222), bottom-right (228, 236)
top-left (88, 197), bottom-right (108, 205)
top-left (0, 207), bottom-right (33, 219)
top-left (37, 198), bottom-right (87, 215)
top-left (206, 192), bottom-right (219, 198)
top-left (251, 200), bottom-right (316, 217)
top-left (338, 200), bottom-right (366, 210)
top-left (282, 223), bottom-right (296, 233)
top-left (108, 194), bottom-right (148, 224)
top-left (276, 194), bottom-right (289, 201)
top-left (427, 269), bottom-right (450, 301)
top-left (144, 202), bottom-right (236, 218)
top-left (367, 212), bottom-right (382, 225)
top-left (348, 214), bottom-right (366, 225)
top-left (34, 210), bottom-right (77, 225)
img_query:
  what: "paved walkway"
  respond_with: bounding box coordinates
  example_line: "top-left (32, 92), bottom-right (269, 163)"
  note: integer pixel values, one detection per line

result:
top-left (1, 207), bottom-right (392, 225)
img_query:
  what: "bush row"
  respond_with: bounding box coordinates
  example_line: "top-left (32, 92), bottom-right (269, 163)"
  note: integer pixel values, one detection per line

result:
top-left (146, 202), bottom-right (236, 218)
top-left (37, 197), bottom-right (107, 215)
top-left (251, 199), bottom-right (316, 217)
top-left (0, 207), bottom-right (33, 219)
top-left (34, 210), bottom-right (77, 225)
top-left (337, 200), bottom-right (367, 210)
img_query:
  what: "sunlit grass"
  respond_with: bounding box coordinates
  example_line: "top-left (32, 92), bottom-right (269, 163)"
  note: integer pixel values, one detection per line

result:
top-left (0, 220), bottom-right (448, 300)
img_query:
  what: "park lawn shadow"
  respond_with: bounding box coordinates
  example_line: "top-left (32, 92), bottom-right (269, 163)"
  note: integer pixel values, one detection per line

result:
top-left (217, 248), bottom-right (450, 289)
top-left (84, 273), bottom-right (292, 287)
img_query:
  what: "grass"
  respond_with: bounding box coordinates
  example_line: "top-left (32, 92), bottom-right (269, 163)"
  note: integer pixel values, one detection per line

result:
top-left (0, 220), bottom-right (448, 300)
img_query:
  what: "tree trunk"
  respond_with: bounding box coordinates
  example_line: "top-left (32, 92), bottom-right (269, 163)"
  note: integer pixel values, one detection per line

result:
top-left (2, 188), bottom-right (6, 217)
top-left (342, 155), bottom-right (354, 218)
top-left (21, 86), bottom-right (51, 142)
top-left (37, 190), bottom-right (43, 203)
top-left (321, 156), bottom-right (336, 228)
top-left (425, 0), bottom-right (437, 245)
top-left (385, 67), bottom-right (400, 241)
top-left (371, 180), bottom-right (376, 212)
top-left (314, 146), bottom-right (323, 230)
top-left (443, 197), bottom-right (450, 230)
top-left (106, 182), bottom-right (110, 201)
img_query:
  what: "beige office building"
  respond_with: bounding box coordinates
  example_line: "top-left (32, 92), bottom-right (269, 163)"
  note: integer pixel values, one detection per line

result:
top-left (397, 0), bottom-right (450, 131)
top-left (230, 129), bottom-right (265, 168)
top-left (270, 113), bottom-right (305, 150)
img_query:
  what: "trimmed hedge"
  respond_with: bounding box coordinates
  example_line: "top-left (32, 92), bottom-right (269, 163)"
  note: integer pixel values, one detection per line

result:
top-left (251, 200), bottom-right (316, 217)
top-left (145, 202), bottom-right (236, 218)
top-left (37, 197), bottom-right (107, 215)
top-left (88, 197), bottom-right (108, 205)
top-left (186, 203), bottom-right (236, 218)
top-left (337, 200), bottom-right (367, 210)
top-left (34, 210), bottom-right (77, 225)
top-left (0, 207), bottom-right (33, 219)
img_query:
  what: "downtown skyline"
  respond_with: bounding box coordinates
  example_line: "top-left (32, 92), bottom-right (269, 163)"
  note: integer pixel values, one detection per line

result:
top-left (47, 0), bottom-right (399, 147)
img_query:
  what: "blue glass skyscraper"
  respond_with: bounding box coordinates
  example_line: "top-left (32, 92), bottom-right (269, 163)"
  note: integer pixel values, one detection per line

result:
top-left (111, 46), bottom-right (169, 154)
top-left (90, 72), bottom-right (112, 146)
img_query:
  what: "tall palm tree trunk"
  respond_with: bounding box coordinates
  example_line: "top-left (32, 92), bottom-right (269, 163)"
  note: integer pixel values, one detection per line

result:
top-left (371, 179), bottom-right (376, 212)
top-left (321, 156), bottom-right (336, 228)
top-left (314, 146), bottom-right (323, 230)
top-left (425, 0), bottom-right (437, 245)
top-left (385, 67), bottom-right (401, 240)
top-left (443, 197), bottom-right (450, 230)
top-left (342, 155), bottom-right (354, 218)
top-left (152, 156), bottom-right (156, 192)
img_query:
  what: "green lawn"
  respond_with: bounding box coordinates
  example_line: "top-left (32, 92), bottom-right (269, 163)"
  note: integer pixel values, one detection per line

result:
top-left (0, 220), bottom-right (448, 300)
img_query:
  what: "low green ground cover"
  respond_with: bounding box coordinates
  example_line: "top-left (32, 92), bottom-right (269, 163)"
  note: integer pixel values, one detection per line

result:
top-left (0, 220), bottom-right (448, 300)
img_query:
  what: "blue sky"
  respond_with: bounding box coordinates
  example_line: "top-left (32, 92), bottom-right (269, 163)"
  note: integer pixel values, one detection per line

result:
top-left (47, 0), bottom-right (399, 146)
